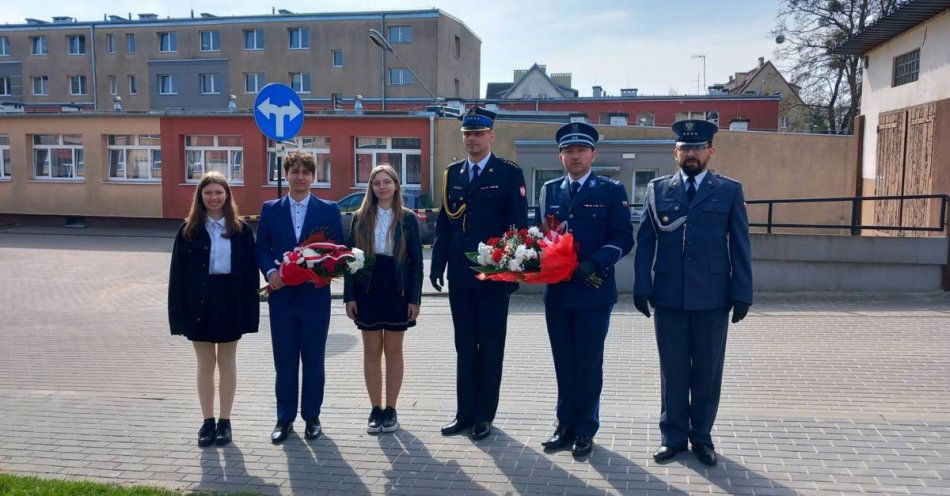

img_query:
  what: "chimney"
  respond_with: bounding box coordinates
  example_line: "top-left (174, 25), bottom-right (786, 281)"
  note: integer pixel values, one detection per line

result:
top-left (592, 86), bottom-right (603, 98)
top-left (728, 75), bottom-right (734, 82)
top-left (758, 56), bottom-right (765, 67)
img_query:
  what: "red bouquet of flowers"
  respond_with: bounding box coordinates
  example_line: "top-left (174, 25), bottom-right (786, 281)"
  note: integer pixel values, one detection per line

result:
top-left (465, 216), bottom-right (578, 284)
top-left (260, 231), bottom-right (367, 295)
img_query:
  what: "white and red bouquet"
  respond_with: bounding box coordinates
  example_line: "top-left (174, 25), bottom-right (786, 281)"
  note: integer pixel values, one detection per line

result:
top-left (261, 230), bottom-right (367, 295)
top-left (466, 218), bottom-right (578, 284)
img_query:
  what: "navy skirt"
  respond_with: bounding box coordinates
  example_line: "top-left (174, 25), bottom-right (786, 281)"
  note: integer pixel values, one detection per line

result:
top-left (355, 255), bottom-right (416, 331)
top-left (188, 274), bottom-right (246, 343)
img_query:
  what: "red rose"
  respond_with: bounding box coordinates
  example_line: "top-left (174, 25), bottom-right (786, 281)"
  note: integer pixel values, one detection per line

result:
top-left (525, 238), bottom-right (535, 248)
top-left (505, 229), bottom-right (516, 238)
top-left (491, 249), bottom-right (504, 263)
top-left (487, 237), bottom-right (500, 247)
top-left (519, 228), bottom-right (529, 238)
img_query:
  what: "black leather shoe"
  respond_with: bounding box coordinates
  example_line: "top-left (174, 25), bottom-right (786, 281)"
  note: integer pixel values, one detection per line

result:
top-left (304, 417), bottom-right (322, 440)
top-left (653, 445), bottom-right (687, 462)
top-left (541, 426), bottom-right (575, 452)
top-left (214, 419), bottom-right (232, 446)
top-left (198, 418), bottom-right (216, 447)
top-left (693, 444), bottom-right (717, 466)
top-left (571, 435), bottom-right (593, 457)
top-left (440, 418), bottom-right (473, 436)
top-left (471, 421), bottom-right (492, 441)
top-left (271, 421), bottom-right (293, 444)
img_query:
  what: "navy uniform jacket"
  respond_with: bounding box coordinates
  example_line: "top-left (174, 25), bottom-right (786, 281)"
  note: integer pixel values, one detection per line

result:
top-left (431, 153), bottom-right (528, 292)
top-left (634, 172), bottom-right (753, 310)
top-left (541, 175), bottom-right (634, 309)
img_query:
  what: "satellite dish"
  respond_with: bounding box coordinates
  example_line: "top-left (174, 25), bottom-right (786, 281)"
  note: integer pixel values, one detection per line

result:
top-left (775, 34), bottom-right (786, 44)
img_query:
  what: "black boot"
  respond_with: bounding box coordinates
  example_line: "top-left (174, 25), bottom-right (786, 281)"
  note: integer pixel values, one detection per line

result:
top-left (215, 418), bottom-right (232, 446)
top-left (197, 418), bottom-right (216, 447)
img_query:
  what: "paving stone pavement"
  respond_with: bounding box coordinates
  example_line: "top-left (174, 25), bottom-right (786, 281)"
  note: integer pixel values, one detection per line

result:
top-left (1, 231), bottom-right (949, 495)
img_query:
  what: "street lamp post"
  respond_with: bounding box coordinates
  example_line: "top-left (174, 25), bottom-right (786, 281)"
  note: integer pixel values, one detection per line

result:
top-left (368, 29), bottom-right (440, 107)
top-left (690, 53), bottom-right (706, 94)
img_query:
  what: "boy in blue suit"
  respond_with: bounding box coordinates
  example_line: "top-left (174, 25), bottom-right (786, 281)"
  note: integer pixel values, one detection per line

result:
top-left (633, 120), bottom-right (753, 466)
top-left (256, 151), bottom-right (344, 444)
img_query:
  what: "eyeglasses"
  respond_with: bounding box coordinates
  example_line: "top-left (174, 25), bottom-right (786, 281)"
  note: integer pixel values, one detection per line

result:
top-left (675, 143), bottom-right (710, 153)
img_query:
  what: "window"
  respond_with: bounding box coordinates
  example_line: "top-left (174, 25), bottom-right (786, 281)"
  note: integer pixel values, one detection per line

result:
top-left (243, 29), bottom-right (264, 50)
top-left (105, 33), bottom-right (115, 53)
top-left (158, 32), bottom-right (178, 52)
top-left (636, 112), bottom-right (655, 126)
top-left (454, 79), bottom-right (460, 98)
top-left (0, 135), bottom-right (10, 178)
top-left (632, 170), bottom-right (658, 208)
top-left (0, 37), bottom-right (10, 56)
top-left (199, 73), bottom-right (221, 94)
top-left (606, 114), bottom-right (628, 126)
top-left (290, 72), bottom-right (311, 93)
top-left (267, 136), bottom-right (330, 185)
top-left (332, 49), bottom-right (343, 67)
top-left (128, 74), bottom-right (137, 94)
top-left (68, 75), bottom-right (87, 95)
top-left (32, 134), bottom-right (84, 180)
top-left (389, 68), bottom-right (413, 86)
top-left (157, 74), bottom-right (177, 95)
top-left (30, 36), bottom-right (47, 55)
top-left (67, 35), bottom-right (86, 55)
top-left (674, 111), bottom-right (712, 122)
top-left (454, 35), bottom-right (461, 59)
top-left (32, 76), bottom-right (48, 95)
top-left (288, 27), bottom-right (310, 49)
top-left (0, 77), bottom-right (10, 96)
top-left (388, 25), bottom-right (412, 43)
top-left (108, 75), bottom-right (117, 95)
top-left (107, 135), bottom-right (161, 181)
top-left (779, 115), bottom-right (790, 129)
top-left (354, 137), bottom-right (422, 186)
top-left (185, 135), bottom-right (244, 183)
top-left (893, 48), bottom-right (919, 87)
top-left (200, 31), bottom-right (220, 51)
top-left (244, 72), bottom-right (265, 93)
top-left (126, 33), bottom-right (136, 53)
top-left (533, 169), bottom-right (563, 205)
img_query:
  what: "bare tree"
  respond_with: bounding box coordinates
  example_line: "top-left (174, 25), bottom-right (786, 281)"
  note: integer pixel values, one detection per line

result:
top-left (773, 0), bottom-right (900, 134)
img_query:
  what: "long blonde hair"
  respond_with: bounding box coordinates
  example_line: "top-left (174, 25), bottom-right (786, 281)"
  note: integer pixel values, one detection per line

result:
top-left (353, 164), bottom-right (407, 260)
top-left (183, 171), bottom-right (241, 240)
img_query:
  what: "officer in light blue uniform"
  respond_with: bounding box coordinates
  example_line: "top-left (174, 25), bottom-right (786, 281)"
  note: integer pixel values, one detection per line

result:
top-left (633, 119), bottom-right (753, 467)
top-left (538, 122), bottom-right (634, 458)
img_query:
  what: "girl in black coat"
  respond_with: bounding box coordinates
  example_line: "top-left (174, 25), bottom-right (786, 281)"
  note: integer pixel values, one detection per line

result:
top-left (343, 164), bottom-right (423, 434)
top-left (168, 171), bottom-right (259, 447)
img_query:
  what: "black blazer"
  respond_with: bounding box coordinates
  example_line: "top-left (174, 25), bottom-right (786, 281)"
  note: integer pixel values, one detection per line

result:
top-left (343, 209), bottom-right (424, 305)
top-left (168, 220), bottom-right (260, 336)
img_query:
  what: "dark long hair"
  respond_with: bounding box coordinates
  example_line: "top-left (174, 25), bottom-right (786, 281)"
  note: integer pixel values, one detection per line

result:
top-left (353, 164), bottom-right (407, 260)
top-left (182, 171), bottom-right (241, 240)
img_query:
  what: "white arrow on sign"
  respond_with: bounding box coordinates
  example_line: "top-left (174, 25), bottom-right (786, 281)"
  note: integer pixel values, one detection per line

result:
top-left (256, 98), bottom-right (302, 138)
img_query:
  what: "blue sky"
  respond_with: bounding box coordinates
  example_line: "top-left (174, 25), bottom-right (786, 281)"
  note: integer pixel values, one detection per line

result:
top-left (2, 0), bottom-right (783, 97)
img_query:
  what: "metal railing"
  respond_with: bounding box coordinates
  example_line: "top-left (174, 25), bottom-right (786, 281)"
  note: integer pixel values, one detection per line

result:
top-left (746, 194), bottom-right (950, 235)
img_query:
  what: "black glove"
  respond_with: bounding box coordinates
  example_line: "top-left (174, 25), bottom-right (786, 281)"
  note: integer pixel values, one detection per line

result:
top-left (634, 294), bottom-right (652, 318)
top-left (572, 261), bottom-right (602, 288)
top-left (730, 301), bottom-right (750, 323)
top-left (429, 274), bottom-right (443, 292)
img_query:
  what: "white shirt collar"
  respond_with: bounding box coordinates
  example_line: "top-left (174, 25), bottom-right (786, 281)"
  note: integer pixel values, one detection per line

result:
top-left (205, 216), bottom-right (226, 229)
top-left (568, 169), bottom-right (593, 188)
top-left (289, 194), bottom-right (311, 208)
top-left (377, 206), bottom-right (393, 215)
top-left (679, 169), bottom-right (708, 188)
top-left (468, 153), bottom-right (491, 172)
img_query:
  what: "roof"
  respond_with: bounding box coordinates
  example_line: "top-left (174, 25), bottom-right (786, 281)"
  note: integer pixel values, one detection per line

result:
top-left (486, 63), bottom-right (577, 99)
top-left (830, 0), bottom-right (950, 55)
top-left (486, 83), bottom-right (513, 99)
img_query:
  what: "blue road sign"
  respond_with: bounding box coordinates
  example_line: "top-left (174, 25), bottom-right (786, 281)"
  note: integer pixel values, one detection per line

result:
top-left (254, 83), bottom-right (304, 141)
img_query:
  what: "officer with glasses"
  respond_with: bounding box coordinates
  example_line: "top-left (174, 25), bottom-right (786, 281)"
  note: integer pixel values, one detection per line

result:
top-left (633, 119), bottom-right (753, 467)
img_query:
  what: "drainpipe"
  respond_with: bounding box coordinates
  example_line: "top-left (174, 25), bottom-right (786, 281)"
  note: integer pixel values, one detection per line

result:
top-left (380, 14), bottom-right (387, 110)
top-left (429, 113), bottom-right (435, 201)
top-left (89, 24), bottom-right (98, 110)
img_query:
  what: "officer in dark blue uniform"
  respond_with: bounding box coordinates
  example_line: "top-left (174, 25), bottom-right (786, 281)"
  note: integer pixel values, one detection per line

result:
top-left (431, 107), bottom-right (528, 441)
top-left (538, 122), bottom-right (634, 457)
top-left (633, 119), bottom-right (753, 466)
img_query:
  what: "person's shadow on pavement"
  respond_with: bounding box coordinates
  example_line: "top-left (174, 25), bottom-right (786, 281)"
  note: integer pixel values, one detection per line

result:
top-left (376, 428), bottom-right (486, 493)
top-left (473, 428), bottom-right (597, 494)
top-left (196, 445), bottom-right (280, 495)
top-left (587, 444), bottom-right (689, 495)
top-left (281, 432), bottom-right (371, 495)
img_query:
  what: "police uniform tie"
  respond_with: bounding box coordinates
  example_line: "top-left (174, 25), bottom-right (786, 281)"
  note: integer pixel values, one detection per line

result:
top-left (471, 163), bottom-right (480, 181)
top-left (570, 181), bottom-right (581, 200)
top-left (686, 176), bottom-right (696, 203)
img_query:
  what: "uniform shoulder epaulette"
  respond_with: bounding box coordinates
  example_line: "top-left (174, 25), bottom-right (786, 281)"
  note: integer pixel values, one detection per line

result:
top-left (715, 173), bottom-right (742, 185)
top-left (497, 157), bottom-right (520, 169)
top-left (445, 159), bottom-right (466, 170)
top-left (542, 176), bottom-right (563, 188)
top-left (596, 175), bottom-right (622, 186)
top-left (650, 174), bottom-right (673, 184)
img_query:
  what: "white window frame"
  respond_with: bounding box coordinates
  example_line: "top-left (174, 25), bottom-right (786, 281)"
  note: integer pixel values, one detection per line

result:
top-left (288, 27), bottom-right (311, 49)
top-left (0, 36), bottom-right (10, 56)
top-left (105, 33), bottom-right (115, 54)
top-left (128, 74), bottom-right (137, 95)
top-left (32, 76), bottom-right (48, 96)
top-left (779, 115), bottom-right (790, 129)
top-left (0, 135), bottom-right (10, 179)
top-left (108, 75), bottom-right (117, 95)
top-left (674, 111), bottom-right (713, 122)
top-left (0, 76), bottom-right (11, 96)
top-left (636, 112), bottom-right (655, 127)
top-left (67, 34), bottom-right (86, 55)
top-left (199, 73), bottom-right (221, 95)
top-left (608, 114), bottom-right (628, 126)
top-left (331, 49), bottom-right (343, 67)
top-left (290, 72), bottom-right (311, 93)
top-left (199, 30), bottom-right (220, 52)
top-left (267, 137), bottom-right (331, 187)
top-left (632, 169), bottom-right (659, 208)
top-left (244, 72), bottom-right (264, 93)
top-left (158, 32), bottom-right (177, 52)
top-left (32, 134), bottom-right (84, 181)
top-left (389, 68), bottom-right (413, 86)
top-left (157, 74), bottom-right (177, 95)
top-left (388, 25), bottom-right (412, 44)
top-left (126, 33), bottom-right (136, 53)
top-left (184, 135), bottom-right (244, 184)
top-left (68, 75), bottom-right (87, 95)
top-left (243, 29), bottom-right (264, 50)
top-left (353, 137), bottom-right (423, 187)
top-left (30, 36), bottom-right (47, 56)
top-left (107, 135), bottom-right (162, 182)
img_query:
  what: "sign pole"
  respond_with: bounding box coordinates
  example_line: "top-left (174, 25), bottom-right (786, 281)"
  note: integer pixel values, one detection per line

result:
top-left (276, 141), bottom-right (285, 199)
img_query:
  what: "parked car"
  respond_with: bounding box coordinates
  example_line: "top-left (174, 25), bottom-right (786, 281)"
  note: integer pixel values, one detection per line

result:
top-left (337, 191), bottom-right (436, 245)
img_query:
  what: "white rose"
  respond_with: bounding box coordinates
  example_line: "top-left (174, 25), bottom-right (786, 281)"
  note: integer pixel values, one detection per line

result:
top-left (507, 259), bottom-right (522, 272)
top-left (514, 244), bottom-right (527, 259)
top-left (524, 248), bottom-right (538, 260)
top-left (528, 226), bottom-right (541, 238)
top-left (347, 248), bottom-right (365, 272)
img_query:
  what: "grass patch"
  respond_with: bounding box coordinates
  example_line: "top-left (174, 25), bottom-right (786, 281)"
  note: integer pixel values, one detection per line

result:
top-left (0, 473), bottom-right (258, 495)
